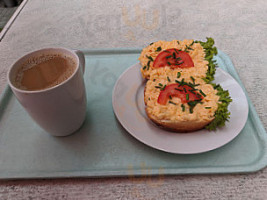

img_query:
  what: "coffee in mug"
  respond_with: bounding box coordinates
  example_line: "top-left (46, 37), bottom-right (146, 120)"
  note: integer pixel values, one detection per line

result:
top-left (13, 54), bottom-right (76, 91)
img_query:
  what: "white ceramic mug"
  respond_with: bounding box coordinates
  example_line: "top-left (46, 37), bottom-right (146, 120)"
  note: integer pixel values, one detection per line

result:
top-left (7, 48), bottom-right (87, 136)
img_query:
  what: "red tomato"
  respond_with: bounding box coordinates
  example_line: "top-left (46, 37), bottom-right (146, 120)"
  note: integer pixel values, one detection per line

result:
top-left (153, 48), bottom-right (194, 69)
top-left (157, 84), bottom-right (202, 105)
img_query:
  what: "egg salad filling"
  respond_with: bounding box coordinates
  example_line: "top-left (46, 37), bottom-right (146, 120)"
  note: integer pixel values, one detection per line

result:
top-left (139, 38), bottom-right (217, 83)
top-left (145, 75), bottom-right (220, 123)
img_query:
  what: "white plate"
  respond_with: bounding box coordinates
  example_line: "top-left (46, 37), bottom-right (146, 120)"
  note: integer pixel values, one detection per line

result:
top-left (112, 63), bottom-right (248, 154)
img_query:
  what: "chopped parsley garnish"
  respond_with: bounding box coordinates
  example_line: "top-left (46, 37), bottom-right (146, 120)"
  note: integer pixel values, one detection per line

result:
top-left (169, 101), bottom-right (176, 105)
top-left (178, 78), bottom-right (185, 86)
top-left (199, 90), bottom-right (206, 97)
top-left (143, 66), bottom-right (146, 70)
top-left (189, 107), bottom-right (193, 113)
top-left (187, 82), bottom-right (200, 88)
top-left (146, 55), bottom-right (154, 61)
top-left (186, 94), bottom-right (189, 100)
top-left (174, 49), bottom-right (180, 54)
top-left (156, 47), bottom-right (162, 52)
top-left (184, 41), bottom-right (195, 52)
top-left (187, 46), bottom-right (194, 51)
top-left (189, 89), bottom-right (196, 94)
top-left (190, 76), bottom-right (195, 84)
top-left (147, 60), bottom-right (151, 66)
top-left (177, 72), bottom-right (181, 78)
top-left (175, 88), bottom-right (183, 92)
top-left (175, 61), bottom-right (184, 65)
top-left (181, 104), bottom-right (185, 112)
top-left (187, 100), bottom-right (202, 114)
top-left (167, 76), bottom-right (171, 82)
top-left (205, 107), bottom-right (211, 109)
top-left (155, 83), bottom-right (166, 91)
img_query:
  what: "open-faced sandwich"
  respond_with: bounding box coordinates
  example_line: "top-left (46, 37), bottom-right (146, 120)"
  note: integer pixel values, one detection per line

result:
top-left (139, 38), bottom-right (217, 83)
top-left (141, 38), bottom-right (232, 132)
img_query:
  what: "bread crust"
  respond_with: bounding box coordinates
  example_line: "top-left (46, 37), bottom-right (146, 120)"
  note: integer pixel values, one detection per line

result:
top-left (145, 107), bottom-right (213, 132)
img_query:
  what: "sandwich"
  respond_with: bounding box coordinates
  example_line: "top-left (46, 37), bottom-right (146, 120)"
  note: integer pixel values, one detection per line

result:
top-left (141, 38), bottom-right (232, 132)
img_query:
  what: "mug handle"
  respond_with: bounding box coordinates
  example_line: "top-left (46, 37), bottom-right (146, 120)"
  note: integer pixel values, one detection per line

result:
top-left (73, 50), bottom-right (85, 74)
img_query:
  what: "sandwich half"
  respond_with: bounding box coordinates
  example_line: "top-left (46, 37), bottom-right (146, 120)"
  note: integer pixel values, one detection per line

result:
top-left (139, 38), bottom-right (217, 83)
top-left (144, 66), bottom-right (232, 132)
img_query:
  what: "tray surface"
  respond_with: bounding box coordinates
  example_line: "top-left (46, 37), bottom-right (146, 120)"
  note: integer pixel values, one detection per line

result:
top-left (0, 48), bottom-right (266, 179)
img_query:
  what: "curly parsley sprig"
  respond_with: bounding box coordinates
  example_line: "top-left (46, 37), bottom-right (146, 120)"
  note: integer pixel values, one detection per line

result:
top-left (205, 83), bottom-right (232, 131)
top-left (195, 37), bottom-right (218, 83)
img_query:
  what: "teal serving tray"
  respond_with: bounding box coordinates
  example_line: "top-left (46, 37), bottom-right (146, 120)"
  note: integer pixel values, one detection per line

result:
top-left (0, 48), bottom-right (266, 179)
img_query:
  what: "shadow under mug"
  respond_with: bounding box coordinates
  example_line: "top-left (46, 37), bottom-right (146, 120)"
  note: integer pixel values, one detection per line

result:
top-left (7, 48), bottom-right (87, 136)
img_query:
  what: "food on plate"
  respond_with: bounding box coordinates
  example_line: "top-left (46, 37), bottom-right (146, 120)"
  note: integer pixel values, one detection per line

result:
top-left (141, 38), bottom-right (232, 132)
top-left (144, 72), bottom-right (231, 132)
top-left (139, 38), bottom-right (217, 83)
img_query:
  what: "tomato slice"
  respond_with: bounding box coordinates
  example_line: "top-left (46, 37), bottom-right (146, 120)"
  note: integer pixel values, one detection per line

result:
top-left (157, 83), bottom-right (202, 105)
top-left (153, 48), bottom-right (194, 69)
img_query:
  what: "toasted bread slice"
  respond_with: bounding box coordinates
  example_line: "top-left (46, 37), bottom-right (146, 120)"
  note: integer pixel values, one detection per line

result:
top-left (144, 74), bottom-right (220, 132)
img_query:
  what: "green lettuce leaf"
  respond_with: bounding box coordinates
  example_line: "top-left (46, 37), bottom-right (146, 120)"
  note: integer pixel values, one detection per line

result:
top-left (195, 37), bottom-right (218, 83)
top-left (205, 84), bottom-right (232, 131)
top-left (196, 38), bottom-right (232, 130)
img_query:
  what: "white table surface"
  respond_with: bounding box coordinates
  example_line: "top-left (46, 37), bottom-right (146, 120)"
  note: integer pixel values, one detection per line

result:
top-left (0, 0), bottom-right (267, 199)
